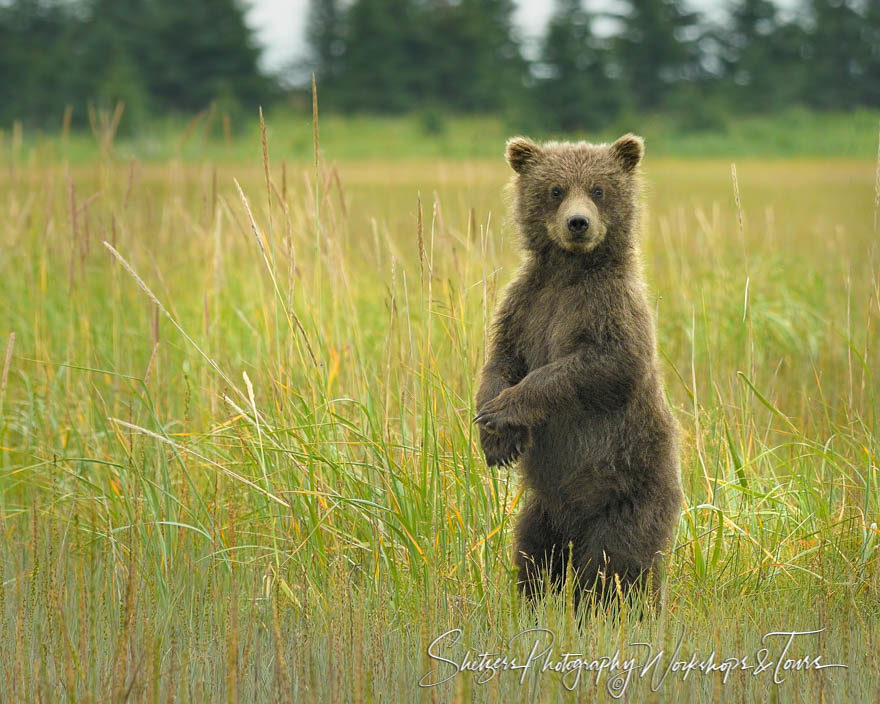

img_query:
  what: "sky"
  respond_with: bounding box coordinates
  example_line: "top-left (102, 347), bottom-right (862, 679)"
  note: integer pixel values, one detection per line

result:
top-left (245, 0), bottom-right (802, 76)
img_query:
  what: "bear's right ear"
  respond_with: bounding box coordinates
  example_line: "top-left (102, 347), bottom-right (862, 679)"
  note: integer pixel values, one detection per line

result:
top-left (506, 137), bottom-right (541, 174)
top-left (610, 133), bottom-right (644, 172)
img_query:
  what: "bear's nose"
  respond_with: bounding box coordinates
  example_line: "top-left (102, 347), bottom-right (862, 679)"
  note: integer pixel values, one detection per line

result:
top-left (567, 215), bottom-right (590, 236)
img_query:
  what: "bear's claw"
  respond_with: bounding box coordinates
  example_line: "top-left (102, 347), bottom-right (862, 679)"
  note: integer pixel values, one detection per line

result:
top-left (478, 424), bottom-right (530, 467)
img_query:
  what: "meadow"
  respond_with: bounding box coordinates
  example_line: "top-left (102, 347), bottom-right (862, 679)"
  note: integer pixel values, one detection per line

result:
top-left (0, 113), bottom-right (878, 701)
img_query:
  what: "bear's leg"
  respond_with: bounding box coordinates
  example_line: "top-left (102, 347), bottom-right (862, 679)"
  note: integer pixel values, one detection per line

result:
top-left (514, 499), bottom-right (570, 600)
top-left (571, 494), bottom-right (673, 609)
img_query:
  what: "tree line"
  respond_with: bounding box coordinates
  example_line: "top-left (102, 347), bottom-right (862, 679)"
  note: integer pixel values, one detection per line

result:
top-left (309, 0), bottom-right (880, 130)
top-left (1, 0), bottom-right (878, 132)
top-left (0, 0), bottom-right (271, 129)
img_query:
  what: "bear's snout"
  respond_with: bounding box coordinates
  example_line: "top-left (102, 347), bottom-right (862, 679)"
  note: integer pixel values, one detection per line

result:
top-left (547, 190), bottom-right (605, 252)
top-left (567, 215), bottom-right (590, 239)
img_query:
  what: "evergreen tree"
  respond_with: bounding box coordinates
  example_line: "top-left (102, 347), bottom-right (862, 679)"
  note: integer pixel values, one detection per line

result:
top-left (328, 0), bottom-right (526, 114)
top-left (141, 0), bottom-right (270, 114)
top-left (614, 0), bottom-right (702, 111)
top-left (536, 0), bottom-right (622, 131)
top-left (864, 0), bottom-right (880, 107)
top-left (721, 0), bottom-right (808, 112)
top-left (456, 0), bottom-right (527, 112)
top-left (416, 0), bottom-right (526, 113)
top-left (0, 0), bottom-right (86, 126)
top-left (332, 0), bottom-right (424, 112)
top-left (803, 0), bottom-right (867, 110)
top-left (0, 0), bottom-right (271, 125)
top-left (79, 0), bottom-right (153, 122)
top-left (306, 0), bottom-right (344, 83)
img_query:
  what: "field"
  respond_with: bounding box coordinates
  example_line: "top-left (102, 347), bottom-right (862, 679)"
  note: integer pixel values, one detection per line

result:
top-left (1, 115), bottom-right (879, 701)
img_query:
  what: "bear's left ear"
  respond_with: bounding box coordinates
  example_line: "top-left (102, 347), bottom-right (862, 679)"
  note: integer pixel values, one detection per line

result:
top-left (610, 134), bottom-right (644, 172)
top-left (506, 137), bottom-right (541, 174)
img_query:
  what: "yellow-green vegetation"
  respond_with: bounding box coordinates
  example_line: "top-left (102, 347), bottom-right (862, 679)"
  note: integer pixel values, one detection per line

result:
top-left (4, 106), bottom-right (879, 164)
top-left (0, 123), bottom-right (878, 701)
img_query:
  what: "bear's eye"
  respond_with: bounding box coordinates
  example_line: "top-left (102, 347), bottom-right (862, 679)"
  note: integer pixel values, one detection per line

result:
top-left (550, 186), bottom-right (564, 200)
top-left (592, 185), bottom-right (604, 200)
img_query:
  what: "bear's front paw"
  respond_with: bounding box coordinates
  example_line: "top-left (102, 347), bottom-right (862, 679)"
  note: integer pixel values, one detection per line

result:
top-left (479, 425), bottom-right (530, 467)
top-left (474, 388), bottom-right (522, 432)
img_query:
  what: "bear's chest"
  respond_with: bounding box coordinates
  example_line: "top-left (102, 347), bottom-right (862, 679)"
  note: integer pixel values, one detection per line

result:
top-left (513, 284), bottom-right (594, 370)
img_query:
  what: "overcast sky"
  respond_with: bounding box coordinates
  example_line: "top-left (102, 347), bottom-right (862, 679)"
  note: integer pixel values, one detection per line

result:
top-left (246, 0), bottom-right (802, 75)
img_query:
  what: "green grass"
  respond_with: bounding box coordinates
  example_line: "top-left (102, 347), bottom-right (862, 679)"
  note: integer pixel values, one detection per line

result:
top-left (3, 105), bottom-right (879, 163)
top-left (0, 118), bottom-right (878, 701)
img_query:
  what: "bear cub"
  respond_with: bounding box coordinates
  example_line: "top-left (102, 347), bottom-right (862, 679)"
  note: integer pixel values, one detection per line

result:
top-left (475, 134), bottom-right (682, 606)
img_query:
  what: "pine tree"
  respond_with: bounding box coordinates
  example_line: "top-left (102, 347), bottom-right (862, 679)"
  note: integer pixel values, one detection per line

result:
top-left (330, 0), bottom-right (527, 114)
top-left (306, 0), bottom-right (344, 83)
top-left (138, 0), bottom-right (270, 114)
top-left (0, 0), bottom-right (85, 126)
top-left (79, 0), bottom-right (153, 123)
top-left (536, 0), bottom-right (622, 130)
top-left (457, 0), bottom-right (527, 112)
top-left (614, 0), bottom-right (701, 111)
top-left (721, 0), bottom-right (807, 112)
top-left (864, 0), bottom-right (880, 107)
top-left (332, 0), bottom-right (424, 112)
top-left (803, 0), bottom-right (867, 110)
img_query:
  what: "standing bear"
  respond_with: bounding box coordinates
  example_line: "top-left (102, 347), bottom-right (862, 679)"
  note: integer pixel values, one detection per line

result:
top-left (474, 134), bottom-right (682, 605)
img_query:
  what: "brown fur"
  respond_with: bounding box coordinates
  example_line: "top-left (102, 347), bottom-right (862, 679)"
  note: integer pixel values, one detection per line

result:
top-left (475, 134), bottom-right (682, 606)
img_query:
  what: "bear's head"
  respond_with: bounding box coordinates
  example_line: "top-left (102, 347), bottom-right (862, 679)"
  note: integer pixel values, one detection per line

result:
top-left (505, 134), bottom-right (644, 258)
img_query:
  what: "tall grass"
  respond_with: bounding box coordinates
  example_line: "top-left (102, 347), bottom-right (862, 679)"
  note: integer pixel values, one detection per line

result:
top-left (0, 116), bottom-right (877, 701)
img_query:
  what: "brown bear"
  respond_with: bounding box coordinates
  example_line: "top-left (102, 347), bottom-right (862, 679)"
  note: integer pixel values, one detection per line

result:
top-left (474, 134), bottom-right (682, 607)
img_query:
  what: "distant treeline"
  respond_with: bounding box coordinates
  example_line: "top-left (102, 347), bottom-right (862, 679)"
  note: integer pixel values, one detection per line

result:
top-left (0, 0), bottom-right (271, 129)
top-left (310, 0), bottom-right (880, 130)
top-left (1, 0), bottom-right (879, 132)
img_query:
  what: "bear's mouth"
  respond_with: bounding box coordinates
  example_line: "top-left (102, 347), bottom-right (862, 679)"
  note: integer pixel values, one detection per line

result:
top-left (563, 234), bottom-right (602, 252)
top-left (546, 221), bottom-right (606, 253)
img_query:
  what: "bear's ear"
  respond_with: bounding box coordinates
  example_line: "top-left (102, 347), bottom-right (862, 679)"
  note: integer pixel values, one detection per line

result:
top-left (506, 137), bottom-right (541, 174)
top-left (610, 134), bottom-right (644, 172)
